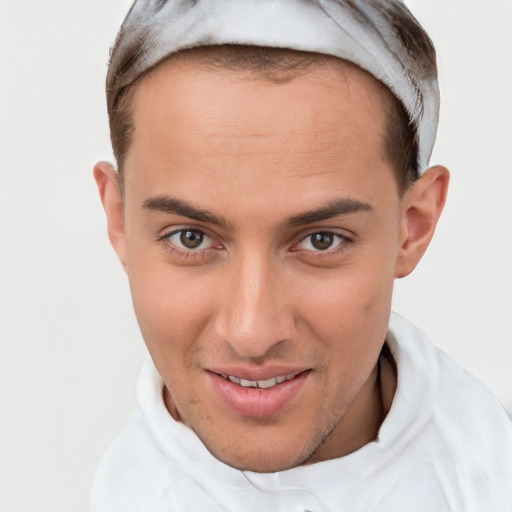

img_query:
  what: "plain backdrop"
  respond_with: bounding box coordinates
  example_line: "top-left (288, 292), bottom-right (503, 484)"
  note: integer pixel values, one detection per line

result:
top-left (0, 1), bottom-right (511, 511)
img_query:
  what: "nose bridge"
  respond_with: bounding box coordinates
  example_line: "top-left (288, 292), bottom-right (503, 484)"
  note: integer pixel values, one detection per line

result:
top-left (215, 248), bottom-right (292, 358)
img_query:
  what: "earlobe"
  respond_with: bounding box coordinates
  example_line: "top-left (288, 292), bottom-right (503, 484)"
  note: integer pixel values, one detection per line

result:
top-left (93, 161), bottom-right (127, 270)
top-left (395, 165), bottom-right (450, 278)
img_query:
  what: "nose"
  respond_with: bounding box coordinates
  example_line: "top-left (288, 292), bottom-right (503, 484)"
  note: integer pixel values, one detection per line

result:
top-left (214, 250), bottom-right (295, 359)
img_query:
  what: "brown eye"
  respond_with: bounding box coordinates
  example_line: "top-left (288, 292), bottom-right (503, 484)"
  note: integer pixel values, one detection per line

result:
top-left (167, 229), bottom-right (212, 250)
top-left (310, 232), bottom-right (334, 250)
top-left (298, 231), bottom-right (346, 252)
top-left (179, 230), bottom-right (204, 249)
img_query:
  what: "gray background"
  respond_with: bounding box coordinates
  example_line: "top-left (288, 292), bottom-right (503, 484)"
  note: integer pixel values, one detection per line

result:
top-left (0, 1), bottom-right (511, 510)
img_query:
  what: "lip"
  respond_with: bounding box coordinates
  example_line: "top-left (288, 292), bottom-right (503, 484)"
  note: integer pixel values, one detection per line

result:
top-left (207, 367), bottom-right (311, 418)
top-left (208, 365), bottom-right (308, 382)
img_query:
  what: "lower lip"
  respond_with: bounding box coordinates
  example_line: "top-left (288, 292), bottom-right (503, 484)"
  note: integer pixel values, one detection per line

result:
top-left (208, 371), bottom-right (310, 418)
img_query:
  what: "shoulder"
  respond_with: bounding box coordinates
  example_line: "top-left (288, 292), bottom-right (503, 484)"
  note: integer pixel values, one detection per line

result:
top-left (386, 313), bottom-right (512, 508)
top-left (89, 411), bottom-right (170, 510)
top-left (89, 411), bottom-right (212, 511)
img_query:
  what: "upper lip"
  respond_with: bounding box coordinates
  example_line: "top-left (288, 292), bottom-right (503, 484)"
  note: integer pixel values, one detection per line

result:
top-left (207, 365), bottom-right (310, 381)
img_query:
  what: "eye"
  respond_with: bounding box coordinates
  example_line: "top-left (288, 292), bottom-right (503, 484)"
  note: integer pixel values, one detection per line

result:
top-left (167, 229), bottom-right (213, 250)
top-left (298, 231), bottom-right (345, 252)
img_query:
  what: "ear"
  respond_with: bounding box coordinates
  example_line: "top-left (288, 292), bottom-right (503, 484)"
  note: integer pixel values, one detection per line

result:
top-left (94, 161), bottom-right (127, 270)
top-left (395, 165), bottom-right (450, 278)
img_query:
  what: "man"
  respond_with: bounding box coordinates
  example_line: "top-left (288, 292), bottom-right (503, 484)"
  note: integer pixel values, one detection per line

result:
top-left (90, 0), bottom-right (512, 510)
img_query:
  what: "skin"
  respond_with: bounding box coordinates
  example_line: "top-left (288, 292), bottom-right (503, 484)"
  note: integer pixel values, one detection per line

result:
top-left (95, 55), bottom-right (449, 472)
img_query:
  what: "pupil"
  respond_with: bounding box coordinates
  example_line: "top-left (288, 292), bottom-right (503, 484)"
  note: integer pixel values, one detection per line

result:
top-left (180, 230), bottom-right (203, 249)
top-left (311, 232), bottom-right (333, 250)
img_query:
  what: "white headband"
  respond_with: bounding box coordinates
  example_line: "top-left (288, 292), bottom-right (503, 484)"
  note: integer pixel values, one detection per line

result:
top-left (113, 0), bottom-right (439, 173)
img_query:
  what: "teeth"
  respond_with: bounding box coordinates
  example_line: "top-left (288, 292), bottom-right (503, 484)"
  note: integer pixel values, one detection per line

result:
top-left (257, 377), bottom-right (277, 389)
top-left (222, 372), bottom-right (299, 389)
top-left (240, 379), bottom-right (258, 388)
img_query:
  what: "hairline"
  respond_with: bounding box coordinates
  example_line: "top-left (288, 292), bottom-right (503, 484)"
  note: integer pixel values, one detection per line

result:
top-left (112, 46), bottom-right (418, 196)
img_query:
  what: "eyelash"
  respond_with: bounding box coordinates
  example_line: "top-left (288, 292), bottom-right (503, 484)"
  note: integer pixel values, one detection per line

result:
top-left (157, 227), bottom-right (353, 259)
top-left (293, 231), bottom-right (353, 257)
top-left (157, 228), bottom-right (218, 258)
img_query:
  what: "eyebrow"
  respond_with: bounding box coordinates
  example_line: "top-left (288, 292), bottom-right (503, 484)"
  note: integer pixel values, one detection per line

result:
top-left (143, 194), bottom-right (373, 229)
top-left (285, 197), bottom-right (373, 227)
top-left (143, 195), bottom-right (229, 227)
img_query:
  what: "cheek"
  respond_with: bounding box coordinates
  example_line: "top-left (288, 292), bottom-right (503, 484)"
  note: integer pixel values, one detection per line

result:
top-left (126, 248), bottom-right (215, 361)
top-left (299, 260), bottom-right (394, 326)
top-left (296, 253), bottom-right (394, 365)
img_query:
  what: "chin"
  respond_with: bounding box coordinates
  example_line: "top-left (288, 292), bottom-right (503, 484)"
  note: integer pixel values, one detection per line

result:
top-left (217, 451), bottom-right (308, 473)
top-left (203, 433), bottom-right (317, 473)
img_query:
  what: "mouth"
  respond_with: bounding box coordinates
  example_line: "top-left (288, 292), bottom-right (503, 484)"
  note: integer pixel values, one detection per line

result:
top-left (207, 368), bottom-right (311, 418)
top-left (217, 371), bottom-right (301, 389)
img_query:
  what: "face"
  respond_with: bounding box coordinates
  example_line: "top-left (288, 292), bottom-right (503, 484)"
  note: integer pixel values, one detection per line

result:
top-left (97, 55), bottom-right (447, 472)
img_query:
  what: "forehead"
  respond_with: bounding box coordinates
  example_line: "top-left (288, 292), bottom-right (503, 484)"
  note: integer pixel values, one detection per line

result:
top-left (124, 52), bottom-right (397, 210)
top-left (134, 49), bottom-right (393, 123)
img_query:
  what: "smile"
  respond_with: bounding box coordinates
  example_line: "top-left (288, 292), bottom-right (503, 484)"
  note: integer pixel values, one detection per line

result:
top-left (208, 369), bottom-right (311, 417)
top-left (219, 372), bottom-right (300, 389)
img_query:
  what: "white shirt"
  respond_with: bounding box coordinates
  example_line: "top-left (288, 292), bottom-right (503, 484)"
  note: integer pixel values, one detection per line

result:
top-left (90, 314), bottom-right (512, 511)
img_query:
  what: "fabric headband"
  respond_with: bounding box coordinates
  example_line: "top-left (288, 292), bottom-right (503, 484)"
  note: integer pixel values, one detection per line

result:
top-left (112, 0), bottom-right (440, 173)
